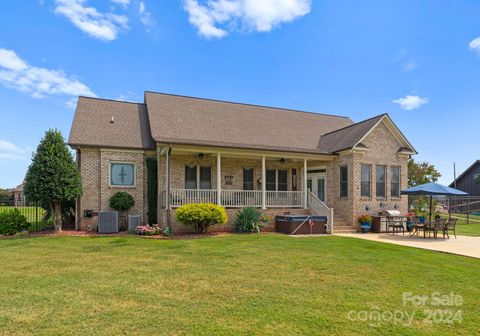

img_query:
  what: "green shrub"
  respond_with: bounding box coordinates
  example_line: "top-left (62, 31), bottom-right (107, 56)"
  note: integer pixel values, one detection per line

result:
top-left (175, 203), bottom-right (227, 233)
top-left (109, 192), bottom-right (135, 212)
top-left (234, 207), bottom-right (269, 233)
top-left (0, 209), bottom-right (29, 236)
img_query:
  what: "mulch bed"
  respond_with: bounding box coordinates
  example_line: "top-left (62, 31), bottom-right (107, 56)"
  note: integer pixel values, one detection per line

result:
top-left (0, 230), bottom-right (237, 240)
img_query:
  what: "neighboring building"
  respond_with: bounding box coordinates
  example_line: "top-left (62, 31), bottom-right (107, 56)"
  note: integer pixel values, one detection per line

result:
top-left (11, 182), bottom-right (25, 206)
top-left (68, 92), bottom-right (417, 233)
top-left (450, 160), bottom-right (480, 196)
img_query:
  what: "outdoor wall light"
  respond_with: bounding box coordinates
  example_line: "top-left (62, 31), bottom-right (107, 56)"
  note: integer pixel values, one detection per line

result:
top-left (394, 204), bottom-right (399, 210)
top-left (380, 202), bottom-right (385, 208)
top-left (225, 175), bottom-right (234, 185)
top-left (365, 205), bottom-right (370, 211)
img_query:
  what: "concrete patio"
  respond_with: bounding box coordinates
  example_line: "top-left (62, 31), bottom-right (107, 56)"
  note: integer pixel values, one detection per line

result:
top-left (337, 233), bottom-right (480, 259)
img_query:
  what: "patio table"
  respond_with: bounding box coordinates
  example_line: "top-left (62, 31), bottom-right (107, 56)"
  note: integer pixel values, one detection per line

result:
top-left (410, 220), bottom-right (447, 239)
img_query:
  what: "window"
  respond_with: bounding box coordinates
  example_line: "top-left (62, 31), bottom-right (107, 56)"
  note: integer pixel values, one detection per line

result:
top-left (185, 165), bottom-right (197, 189)
top-left (110, 162), bottom-right (135, 187)
top-left (391, 166), bottom-right (400, 198)
top-left (243, 168), bottom-right (254, 190)
top-left (360, 164), bottom-right (371, 198)
top-left (278, 170), bottom-right (288, 191)
top-left (376, 165), bottom-right (386, 198)
top-left (266, 169), bottom-right (276, 191)
top-left (199, 166), bottom-right (211, 189)
top-left (185, 165), bottom-right (211, 189)
top-left (340, 166), bottom-right (348, 198)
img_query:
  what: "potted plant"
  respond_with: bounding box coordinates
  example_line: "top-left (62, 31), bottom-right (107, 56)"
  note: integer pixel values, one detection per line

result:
top-left (357, 214), bottom-right (373, 233)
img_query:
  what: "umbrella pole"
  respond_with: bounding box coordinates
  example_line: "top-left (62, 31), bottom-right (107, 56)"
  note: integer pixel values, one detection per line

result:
top-left (429, 195), bottom-right (433, 222)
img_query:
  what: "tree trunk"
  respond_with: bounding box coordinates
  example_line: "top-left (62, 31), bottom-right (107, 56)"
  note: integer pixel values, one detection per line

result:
top-left (52, 201), bottom-right (62, 232)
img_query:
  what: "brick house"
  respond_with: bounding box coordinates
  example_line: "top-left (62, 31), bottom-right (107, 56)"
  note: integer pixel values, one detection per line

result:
top-left (68, 92), bottom-right (416, 233)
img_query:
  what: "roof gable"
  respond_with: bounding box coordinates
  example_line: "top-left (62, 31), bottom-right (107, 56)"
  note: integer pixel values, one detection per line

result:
top-left (449, 160), bottom-right (480, 187)
top-left (68, 97), bottom-right (155, 150)
top-left (318, 114), bottom-right (417, 154)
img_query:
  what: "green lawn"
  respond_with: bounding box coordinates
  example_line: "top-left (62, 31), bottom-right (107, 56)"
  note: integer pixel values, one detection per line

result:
top-left (441, 214), bottom-right (480, 236)
top-left (1, 235), bottom-right (479, 336)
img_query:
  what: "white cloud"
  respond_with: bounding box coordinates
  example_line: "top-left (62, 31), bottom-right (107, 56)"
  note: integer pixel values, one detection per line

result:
top-left (392, 48), bottom-right (418, 72)
top-left (111, 0), bottom-right (130, 7)
top-left (393, 95), bottom-right (429, 110)
top-left (0, 141), bottom-right (30, 162)
top-left (139, 1), bottom-right (155, 29)
top-left (469, 37), bottom-right (480, 55)
top-left (0, 48), bottom-right (96, 103)
top-left (183, 0), bottom-right (312, 38)
top-left (54, 0), bottom-right (129, 41)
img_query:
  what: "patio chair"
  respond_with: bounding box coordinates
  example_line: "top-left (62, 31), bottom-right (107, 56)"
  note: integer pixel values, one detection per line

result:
top-left (387, 217), bottom-right (405, 235)
top-left (424, 219), bottom-right (445, 239)
top-left (443, 218), bottom-right (457, 239)
top-left (410, 217), bottom-right (425, 237)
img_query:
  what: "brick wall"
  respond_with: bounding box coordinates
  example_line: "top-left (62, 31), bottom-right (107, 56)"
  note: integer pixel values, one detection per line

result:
top-left (326, 121), bottom-right (409, 226)
top-left (78, 148), bottom-right (148, 230)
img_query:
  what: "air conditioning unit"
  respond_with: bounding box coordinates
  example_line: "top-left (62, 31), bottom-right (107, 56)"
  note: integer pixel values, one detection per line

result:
top-left (98, 211), bottom-right (119, 233)
top-left (128, 215), bottom-right (141, 230)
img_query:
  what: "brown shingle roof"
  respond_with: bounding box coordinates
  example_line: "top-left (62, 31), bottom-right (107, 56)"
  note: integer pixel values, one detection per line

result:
top-left (317, 114), bottom-right (386, 153)
top-left (68, 93), bottom-right (413, 155)
top-left (68, 97), bottom-right (155, 150)
top-left (144, 92), bottom-right (353, 154)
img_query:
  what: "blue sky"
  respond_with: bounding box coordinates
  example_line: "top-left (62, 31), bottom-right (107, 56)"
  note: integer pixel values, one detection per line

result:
top-left (0, 0), bottom-right (479, 188)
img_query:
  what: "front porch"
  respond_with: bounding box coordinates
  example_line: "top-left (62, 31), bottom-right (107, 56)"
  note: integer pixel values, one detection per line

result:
top-left (169, 189), bottom-right (304, 208)
top-left (159, 145), bottom-right (332, 210)
top-left (156, 144), bottom-right (336, 233)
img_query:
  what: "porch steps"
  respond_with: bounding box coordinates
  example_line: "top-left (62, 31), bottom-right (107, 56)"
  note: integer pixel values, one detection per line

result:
top-left (333, 215), bottom-right (357, 234)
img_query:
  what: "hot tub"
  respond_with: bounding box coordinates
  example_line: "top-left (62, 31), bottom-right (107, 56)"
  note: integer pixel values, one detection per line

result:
top-left (275, 215), bottom-right (327, 234)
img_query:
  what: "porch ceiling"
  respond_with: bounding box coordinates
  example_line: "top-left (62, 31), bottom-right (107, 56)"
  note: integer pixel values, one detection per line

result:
top-left (160, 144), bottom-right (336, 162)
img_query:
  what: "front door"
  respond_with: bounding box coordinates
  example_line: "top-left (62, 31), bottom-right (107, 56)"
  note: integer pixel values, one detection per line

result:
top-left (307, 174), bottom-right (326, 202)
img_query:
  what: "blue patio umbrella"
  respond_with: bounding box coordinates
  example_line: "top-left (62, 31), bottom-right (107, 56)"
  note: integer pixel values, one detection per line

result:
top-left (401, 182), bottom-right (468, 221)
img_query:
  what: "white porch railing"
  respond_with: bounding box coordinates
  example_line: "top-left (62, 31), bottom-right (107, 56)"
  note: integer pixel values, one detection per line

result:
top-left (168, 189), bottom-right (304, 208)
top-left (221, 190), bottom-right (263, 208)
top-left (307, 190), bottom-right (334, 233)
top-left (266, 191), bottom-right (304, 207)
top-left (170, 189), bottom-right (217, 207)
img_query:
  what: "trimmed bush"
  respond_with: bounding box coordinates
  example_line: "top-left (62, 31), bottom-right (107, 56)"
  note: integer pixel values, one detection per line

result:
top-left (234, 207), bottom-right (269, 233)
top-left (109, 192), bottom-right (135, 212)
top-left (0, 209), bottom-right (29, 236)
top-left (175, 203), bottom-right (227, 233)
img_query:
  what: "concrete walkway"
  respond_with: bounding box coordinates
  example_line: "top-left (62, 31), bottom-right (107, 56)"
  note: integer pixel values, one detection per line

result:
top-left (337, 233), bottom-right (480, 259)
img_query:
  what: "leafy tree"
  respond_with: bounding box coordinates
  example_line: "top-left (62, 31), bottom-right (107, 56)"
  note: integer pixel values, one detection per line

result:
top-left (0, 188), bottom-right (13, 199)
top-left (24, 129), bottom-right (82, 232)
top-left (407, 159), bottom-right (441, 187)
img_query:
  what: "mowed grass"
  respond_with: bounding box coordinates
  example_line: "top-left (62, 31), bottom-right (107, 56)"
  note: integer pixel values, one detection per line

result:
top-left (441, 214), bottom-right (480, 236)
top-left (1, 235), bottom-right (479, 336)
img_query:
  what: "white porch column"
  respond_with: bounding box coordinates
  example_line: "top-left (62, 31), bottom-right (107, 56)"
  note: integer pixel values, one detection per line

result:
top-left (262, 156), bottom-right (266, 209)
top-left (304, 159), bottom-right (308, 209)
top-left (217, 153), bottom-right (221, 205)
